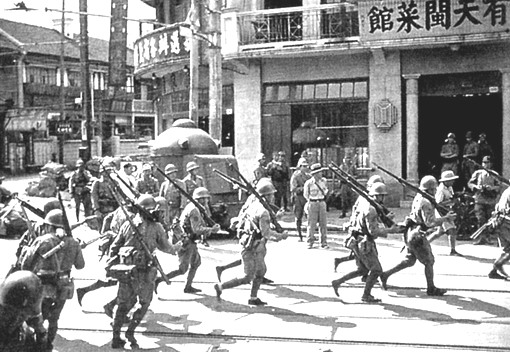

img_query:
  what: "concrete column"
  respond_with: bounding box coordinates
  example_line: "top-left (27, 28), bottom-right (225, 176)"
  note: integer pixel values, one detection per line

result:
top-left (502, 69), bottom-right (510, 177)
top-left (404, 74), bottom-right (420, 184)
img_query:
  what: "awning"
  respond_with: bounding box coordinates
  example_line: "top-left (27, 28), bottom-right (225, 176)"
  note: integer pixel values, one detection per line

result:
top-left (5, 109), bottom-right (47, 132)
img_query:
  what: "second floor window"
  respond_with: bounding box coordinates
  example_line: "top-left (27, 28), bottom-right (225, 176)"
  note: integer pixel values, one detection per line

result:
top-left (25, 67), bottom-right (57, 85)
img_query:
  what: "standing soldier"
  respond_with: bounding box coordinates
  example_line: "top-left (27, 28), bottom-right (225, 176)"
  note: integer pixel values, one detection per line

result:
top-left (214, 179), bottom-right (288, 306)
top-left (253, 153), bottom-right (267, 184)
top-left (477, 132), bottom-right (494, 163)
top-left (468, 155), bottom-right (501, 245)
top-left (290, 159), bottom-right (311, 241)
top-left (332, 182), bottom-right (399, 303)
top-left (461, 131), bottom-right (479, 188)
top-left (135, 163), bottom-right (160, 197)
top-left (428, 170), bottom-right (463, 256)
top-left (440, 132), bottom-right (460, 175)
top-left (379, 176), bottom-right (456, 296)
top-left (91, 167), bottom-right (119, 231)
top-left (20, 209), bottom-right (85, 351)
top-left (159, 163), bottom-right (185, 227)
top-left (0, 271), bottom-right (45, 351)
top-left (108, 195), bottom-right (181, 349)
top-left (155, 187), bottom-right (220, 294)
top-left (267, 151), bottom-right (290, 211)
top-left (183, 161), bottom-right (204, 196)
top-left (303, 163), bottom-right (329, 249)
top-left (68, 158), bottom-right (92, 221)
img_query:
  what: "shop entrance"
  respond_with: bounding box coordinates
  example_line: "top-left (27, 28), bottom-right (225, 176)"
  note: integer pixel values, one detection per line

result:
top-left (418, 93), bottom-right (502, 182)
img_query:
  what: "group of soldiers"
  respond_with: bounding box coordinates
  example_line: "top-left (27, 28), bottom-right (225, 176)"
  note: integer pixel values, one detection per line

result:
top-left (3, 149), bottom-right (510, 351)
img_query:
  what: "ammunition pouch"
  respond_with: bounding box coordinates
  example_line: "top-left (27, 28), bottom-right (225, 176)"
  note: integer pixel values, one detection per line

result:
top-left (106, 264), bottom-right (136, 282)
top-left (57, 277), bottom-right (74, 300)
top-left (118, 246), bottom-right (150, 269)
top-left (239, 230), bottom-right (261, 250)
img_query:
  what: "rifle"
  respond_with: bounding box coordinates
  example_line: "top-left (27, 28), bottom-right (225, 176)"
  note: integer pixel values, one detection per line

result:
top-left (464, 158), bottom-right (510, 186)
top-left (152, 162), bottom-right (217, 227)
top-left (57, 191), bottom-right (73, 236)
top-left (107, 183), bottom-right (170, 285)
top-left (328, 165), bottom-right (396, 228)
top-left (214, 168), bottom-right (280, 214)
top-left (470, 212), bottom-right (510, 240)
top-left (14, 196), bottom-right (45, 219)
top-left (372, 162), bottom-right (450, 216)
top-left (110, 168), bottom-right (141, 198)
top-left (330, 161), bottom-right (367, 191)
top-left (226, 163), bottom-right (284, 233)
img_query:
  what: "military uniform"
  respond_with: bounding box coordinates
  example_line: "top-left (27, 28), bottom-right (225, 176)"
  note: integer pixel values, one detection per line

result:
top-left (266, 157), bottom-right (290, 210)
top-left (91, 176), bottom-right (119, 231)
top-left (68, 166), bottom-right (92, 221)
top-left (159, 178), bottom-right (185, 226)
top-left (214, 195), bottom-right (286, 305)
top-left (290, 167), bottom-right (311, 241)
top-left (487, 187), bottom-right (510, 279)
top-left (109, 213), bottom-right (179, 348)
top-left (332, 194), bottom-right (388, 302)
top-left (440, 134), bottom-right (459, 174)
top-left (21, 223), bottom-right (84, 350)
top-left (183, 173), bottom-right (204, 197)
top-left (135, 174), bottom-right (160, 197)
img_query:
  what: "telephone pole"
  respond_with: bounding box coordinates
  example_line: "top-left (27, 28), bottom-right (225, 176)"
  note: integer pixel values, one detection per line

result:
top-left (79, 0), bottom-right (92, 161)
top-left (189, 0), bottom-right (200, 124)
top-left (58, 0), bottom-right (66, 164)
top-left (207, 0), bottom-right (222, 143)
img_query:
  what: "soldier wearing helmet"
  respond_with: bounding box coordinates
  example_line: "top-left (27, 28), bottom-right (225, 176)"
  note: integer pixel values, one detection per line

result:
top-left (159, 163), bottom-right (185, 227)
top-left (68, 158), bottom-right (92, 221)
top-left (266, 151), bottom-right (290, 211)
top-left (332, 182), bottom-right (400, 303)
top-left (486, 182), bottom-right (510, 280)
top-left (303, 163), bottom-right (329, 249)
top-left (334, 174), bottom-right (385, 273)
top-left (440, 132), bottom-right (459, 175)
top-left (135, 164), bottom-right (159, 197)
top-left (91, 163), bottom-right (119, 231)
top-left (155, 186), bottom-right (220, 295)
top-left (183, 161), bottom-right (204, 197)
top-left (20, 209), bottom-right (85, 351)
top-left (468, 155), bottom-right (501, 245)
top-left (428, 171), bottom-right (463, 256)
top-left (290, 158), bottom-right (311, 241)
top-left (108, 193), bottom-right (181, 349)
top-left (214, 178), bottom-right (288, 306)
top-left (461, 131), bottom-right (479, 187)
top-left (380, 175), bottom-right (456, 297)
top-left (0, 271), bottom-right (46, 351)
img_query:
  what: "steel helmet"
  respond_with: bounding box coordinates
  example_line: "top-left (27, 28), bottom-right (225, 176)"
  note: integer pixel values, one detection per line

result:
top-left (369, 182), bottom-right (387, 196)
top-left (193, 187), bottom-right (210, 199)
top-left (366, 175), bottom-right (383, 188)
top-left (419, 175), bottom-right (438, 191)
top-left (256, 179), bottom-right (276, 196)
top-left (43, 198), bottom-right (61, 216)
top-left (136, 194), bottom-right (157, 210)
top-left (164, 163), bottom-right (178, 174)
top-left (154, 196), bottom-right (167, 209)
top-left (0, 271), bottom-right (43, 316)
top-left (186, 161), bottom-right (200, 172)
top-left (76, 159), bottom-right (84, 167)
top-left (44, 209), bottom-right (64, 228)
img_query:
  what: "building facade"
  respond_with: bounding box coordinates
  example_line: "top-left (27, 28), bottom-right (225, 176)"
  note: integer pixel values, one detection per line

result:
top-left (138, 0), bottom-right (510, 205)
top-left (0, 19), bottom-right (156, 173)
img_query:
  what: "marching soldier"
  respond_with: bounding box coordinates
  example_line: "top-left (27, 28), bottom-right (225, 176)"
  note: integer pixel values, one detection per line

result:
top-left (20, 209), bottom-right (85, 351)
top-left (135, 163), bottom-right (160, 197)
top-left (0, 271), bottom-right (45, 351)
top-left (468, 155), bottom-right (501, 245)
top-left (303, 163), bottom-right (329, 249)
top-left (183, 161), bottom-right (204, 196)
top-left (159, 163), bottom-right (185, 227)
top-left (91, 167), bottom-right (119, 231)
top-left (332, 182), bottom-right (399, 303)
top-left (213, 179), bottom-right (288, 306)
top-left (379, 176), bottom-right (456, 297)
top-left (427, 170), bottom-right (463, 256)
top-left (155, 187), bottom-right (220, 294)
top-left (486, 184), bottom-right (510, 279)
top-left (108, 194), bottom-right (181, 349)
top-left (68, 158), bottom-right (92, 221)
top-left (290, 158), bottom-right (311, 241)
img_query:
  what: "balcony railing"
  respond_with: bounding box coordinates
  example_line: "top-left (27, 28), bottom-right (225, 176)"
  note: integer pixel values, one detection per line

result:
top-left (237, 4), bottom-right (359, 47)
top-left (133, 99), bottom-right (154, 113)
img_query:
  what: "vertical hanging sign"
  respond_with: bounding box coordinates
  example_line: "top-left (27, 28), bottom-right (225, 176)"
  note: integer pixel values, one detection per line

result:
top-left (109, 0), bottom-right (128, 86)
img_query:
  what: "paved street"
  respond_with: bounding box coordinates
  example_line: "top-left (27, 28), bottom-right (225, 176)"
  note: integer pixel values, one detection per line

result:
top-left (1, 175), bottom-right (510, 351)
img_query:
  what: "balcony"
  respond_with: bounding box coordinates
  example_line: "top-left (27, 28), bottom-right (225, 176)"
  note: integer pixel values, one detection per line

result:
top-left (133, 99), bottom-right (155, 113)
top-left (222, 4), bottom-right (360, 56)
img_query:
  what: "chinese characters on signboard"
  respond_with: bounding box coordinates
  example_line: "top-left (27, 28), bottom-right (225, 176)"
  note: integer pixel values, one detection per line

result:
top-left (359, 0), bottom-right (509, 41)
top-left (134, 26), bottom-right (191, 72)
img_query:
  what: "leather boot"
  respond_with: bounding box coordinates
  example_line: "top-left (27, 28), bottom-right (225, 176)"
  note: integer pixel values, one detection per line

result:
top-left (126, 321), bottom-right (140, 349)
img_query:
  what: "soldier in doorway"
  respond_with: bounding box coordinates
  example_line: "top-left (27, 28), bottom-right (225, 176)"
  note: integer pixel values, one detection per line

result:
top-left (461, 131), bottom-right (479, 189)
top-left (477, 132), bottom-right (494, 163)
top-left (440, 132), bottom-right (460, 175)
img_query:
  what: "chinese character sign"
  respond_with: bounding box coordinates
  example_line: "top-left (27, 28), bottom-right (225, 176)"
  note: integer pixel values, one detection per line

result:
top-left (359, 0), bottom-right (509, 41)
top-left (134, 26), bottom-right (190, 72)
